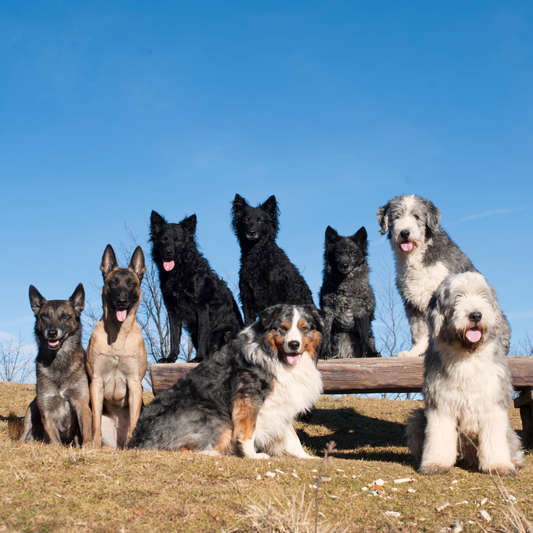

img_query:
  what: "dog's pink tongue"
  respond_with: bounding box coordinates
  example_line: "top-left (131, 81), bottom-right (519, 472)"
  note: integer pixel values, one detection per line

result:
top-left (466, 329), bottom-right (482, 343)
top-left (163, 261), bottom-right (175, 272)
top-left (400, 242), bottom-right (414, 252)
top-left (116, 310), bottom-right (127, 322)
top-left (286, 353), bottom-right (302, 365)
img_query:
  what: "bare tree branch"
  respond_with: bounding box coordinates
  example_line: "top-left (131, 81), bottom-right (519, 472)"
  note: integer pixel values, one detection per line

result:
top-left (0, 333), bottom-right (33, 383)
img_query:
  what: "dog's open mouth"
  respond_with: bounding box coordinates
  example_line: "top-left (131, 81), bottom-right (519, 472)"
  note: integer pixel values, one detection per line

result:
top-left (399, 240), bottom-right (414, 253)
top-left (465, 327), bottom-right (482, 344)
top-left (116, 309), bottom-right (128, 322)
top-left (163, 260), bottom-right (175, 272)
top-left (47, 334), bottom-right (67, 349)
top-left (285, 353), bottom-right (302, 365)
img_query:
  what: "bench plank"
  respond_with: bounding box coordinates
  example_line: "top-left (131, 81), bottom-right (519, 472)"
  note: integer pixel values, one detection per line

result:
top-left (150, 356), bottom-right (533, 396)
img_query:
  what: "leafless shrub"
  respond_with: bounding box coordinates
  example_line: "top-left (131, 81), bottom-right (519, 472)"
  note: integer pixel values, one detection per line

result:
top-left (0, 333), bottom-right (33, 383)
top-left (513, 334), bottom-right (533, 356)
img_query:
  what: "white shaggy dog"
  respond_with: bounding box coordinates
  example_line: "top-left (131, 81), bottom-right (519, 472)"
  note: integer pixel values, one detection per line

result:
top-left (406, 272), bottom-right (523, 476)
top-left (376, 194), bottom-right (512, 358)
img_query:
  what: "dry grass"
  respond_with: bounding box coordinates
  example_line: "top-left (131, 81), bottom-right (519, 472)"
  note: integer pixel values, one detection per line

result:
top-left (0, 381), bottom-right (531, 532)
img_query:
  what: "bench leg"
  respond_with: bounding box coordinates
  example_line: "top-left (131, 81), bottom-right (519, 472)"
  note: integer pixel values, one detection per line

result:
top-left (520, 404), bottom-right (533, 450)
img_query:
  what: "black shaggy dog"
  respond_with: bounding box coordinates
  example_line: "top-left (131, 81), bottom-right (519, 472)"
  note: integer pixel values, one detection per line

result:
top-left (231, 194), bottom-right (314, 325)
top-left (150, 211), bottom-right (243, 363)
top-left (319, 226), bottom-right (380, 359)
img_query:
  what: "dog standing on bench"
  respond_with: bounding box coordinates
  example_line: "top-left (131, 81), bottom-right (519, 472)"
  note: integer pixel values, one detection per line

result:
top-left (8, 284), bottom-right (91, 446)
top-left (86, 244), bottom-right (147, 449)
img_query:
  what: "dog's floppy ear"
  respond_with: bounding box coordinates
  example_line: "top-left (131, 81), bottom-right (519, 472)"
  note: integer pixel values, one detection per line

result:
top-left (100, 244), bottom-right (118, 280)
top-left (422, 198), bottom-right (441, 235)
top-left (325, 226), bottom-right (339, 244)
top-left (377, 203), bottom-right (390, 235)
top-left (129, 246), bottom-right (146, 283)
top-left (258, 305), bottom-right (283, 330)
top-left (307, 305), bottom-right (326, 333)
top-left (425, 284), bottom-right (448, 338)
top-left (180, 214), bottom-right (197, 237)
top-left (150, 211), bottom-right (167, 238)
top-left (69, 283), bottom-right (85, 317)
top-left (29, 285), bottom-right (46, 317)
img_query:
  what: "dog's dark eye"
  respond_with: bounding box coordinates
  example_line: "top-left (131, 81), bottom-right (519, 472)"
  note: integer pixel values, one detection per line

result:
top-left (394, 215), bottom-right (400, 220)
top-left (350, 251), bottom-right (356, 255)
top-left (42, 312), bottom-right (49, 318)
top-left (279, 325), bottom-right (288, 332)
top-left (61, 313), bottom-right (70, 320)
top-left (258, 219), bottom-right (263, 224)
top-left (300, 325), bottom-right (309, 333)
top-left (161, 237), bottom-right (167, 243)
top-left (174, 239), bottom-right (181, 244)
top-left (244, 218), bottom-right (249, 223)
top-left (414, 215), bottom-right (420, 220)
top-left (335, 252), bottom-right (340, 258)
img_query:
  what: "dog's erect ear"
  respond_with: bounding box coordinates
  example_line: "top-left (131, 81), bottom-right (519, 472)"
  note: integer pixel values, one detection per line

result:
top-left (150, 211), bottom-right (167, 238)
top-left (258, 305), bottom-right (283, 330)
top-left (325, 226), bottom-right (339, 244)
top-left (180, 214), bottom-right (197, 237)
top-left (129, 246), bottom-right (146, 282)
top-left (261, 195), bottom-right (278, 217)
top-left (69, 283), bottom-right (85, 317)
top-left (100, 244), bottom-right (118, 280)
top-left (352, 226), bottom-right (368, 245)
top-left (377, 203), bottom-right (390, 235)
top-left (232, 194), bottom-right (248, 219)
top-left (29, 285), bottom-right (46, 317)
top-left (423, 199), bottom-right (441, 235)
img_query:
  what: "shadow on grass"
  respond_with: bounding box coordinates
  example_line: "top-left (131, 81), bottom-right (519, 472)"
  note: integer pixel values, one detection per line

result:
top-left (298, 408), bottom-right (416, 465)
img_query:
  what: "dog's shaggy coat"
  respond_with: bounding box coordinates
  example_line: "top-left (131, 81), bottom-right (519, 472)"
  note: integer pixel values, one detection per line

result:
top-left (319, 226), bottom-right (380, 359)
top-left (406, 272), bottom-right (523, 476)
top-left (150, 211), bottom-right (243, 363)
top-left (231, 195), bottom-right (314, 326)
top-left (376, 194), bottom-right (512, 357)
top-left (129, 305), bottom-right (323, 458)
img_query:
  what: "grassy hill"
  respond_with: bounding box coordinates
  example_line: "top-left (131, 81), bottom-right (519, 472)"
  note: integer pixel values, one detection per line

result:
top-left (0, 381), bottom-right (531, 532)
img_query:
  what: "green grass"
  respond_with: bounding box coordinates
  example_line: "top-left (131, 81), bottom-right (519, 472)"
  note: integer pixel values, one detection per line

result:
top-left (0, 381), bottom-right (531, 532)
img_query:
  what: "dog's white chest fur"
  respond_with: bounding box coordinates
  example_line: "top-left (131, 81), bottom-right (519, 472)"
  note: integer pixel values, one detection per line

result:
top-left (395, 248), bottom-right (449, 311)
top-left (432, 343), bottom-right (505, 433)
top-left (254, 353), bottom-right (322, 450)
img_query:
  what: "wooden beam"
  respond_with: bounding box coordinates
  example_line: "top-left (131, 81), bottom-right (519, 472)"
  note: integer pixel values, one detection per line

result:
top-left (149, 356), bottom-right (533, 397)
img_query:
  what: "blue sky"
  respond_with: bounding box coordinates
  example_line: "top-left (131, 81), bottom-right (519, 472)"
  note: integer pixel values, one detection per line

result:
top-left (1, 1), bottom-right (532, 356)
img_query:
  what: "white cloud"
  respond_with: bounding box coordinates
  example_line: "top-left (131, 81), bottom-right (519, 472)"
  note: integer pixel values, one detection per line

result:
top-left (447, 205), bottom-right (529, 226)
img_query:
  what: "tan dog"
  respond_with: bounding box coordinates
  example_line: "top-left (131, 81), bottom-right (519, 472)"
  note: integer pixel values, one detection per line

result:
top-left (86, 244), bottom-right (147, 449)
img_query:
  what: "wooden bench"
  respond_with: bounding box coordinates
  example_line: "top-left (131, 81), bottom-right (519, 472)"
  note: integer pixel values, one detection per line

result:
top-left (150, 356), bottom-right (533, 449)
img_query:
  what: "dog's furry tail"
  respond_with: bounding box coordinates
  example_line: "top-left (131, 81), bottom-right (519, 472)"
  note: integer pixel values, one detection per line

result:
top-left (7, 412), bottom-right (23, 441)
top-left (405, 408), bottom-right (426, 462)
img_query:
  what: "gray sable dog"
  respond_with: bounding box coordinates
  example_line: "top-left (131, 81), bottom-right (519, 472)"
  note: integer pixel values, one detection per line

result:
top-left (8, 284), bottom-right (92, 446)
top-left (319, 226), bottom-right (380, 359)
top-left (377, 194), bottom-right (510, 357)
top-left (406, 272), bottom-right (523, 476)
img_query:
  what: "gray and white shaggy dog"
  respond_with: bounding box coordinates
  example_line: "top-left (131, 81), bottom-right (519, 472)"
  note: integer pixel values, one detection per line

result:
top-left (406, 272), bottom-right (523, 476)
top-left (377, 194), bottom-right (510, 357)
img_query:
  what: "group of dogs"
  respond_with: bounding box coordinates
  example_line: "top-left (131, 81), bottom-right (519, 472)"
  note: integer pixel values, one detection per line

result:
top-left (8, 194), bottom-right (524, 477)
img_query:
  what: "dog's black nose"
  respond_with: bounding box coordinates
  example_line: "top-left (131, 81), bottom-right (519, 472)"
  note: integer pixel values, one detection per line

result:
top-left (48, 329), bottom-right (57, 339)
top-left (247, 230), bottom-right (256, 236)
top-left (400, 230), bottom-right (410, 239)
top-left (288, 341), bottom-right (300, 351)
top-left (117, 298), bottom-right (128, 308)
top-left (165, 248), bottom-right (173, 256)
top-left (341, 262), bottom-right (349, 270)
top-left (469, 312), bottom-right (482, 323)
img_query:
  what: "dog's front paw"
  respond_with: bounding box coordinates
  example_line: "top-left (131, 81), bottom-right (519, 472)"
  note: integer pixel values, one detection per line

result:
top-left (252, 453), bottom-right (270, 460)
top-left (397, 350), bottom-right (422, 358)
top-left (482, 464), bottom-right (517, 477)
top-left (418, 463), bottom-right (452, 475)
